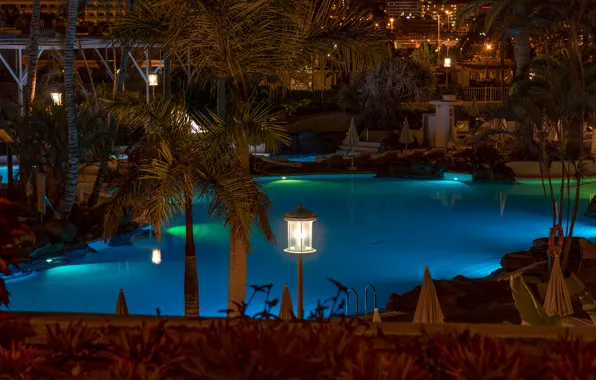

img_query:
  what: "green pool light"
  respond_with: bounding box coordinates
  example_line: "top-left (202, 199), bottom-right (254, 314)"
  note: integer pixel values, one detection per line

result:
top-left (46, 259), bottom-right (53, 263)
top-left (166, 223), bottom-right (227, 243)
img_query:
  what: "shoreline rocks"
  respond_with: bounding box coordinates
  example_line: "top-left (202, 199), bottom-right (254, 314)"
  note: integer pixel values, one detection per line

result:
top-left (386, 236), bottom-right (589, 323)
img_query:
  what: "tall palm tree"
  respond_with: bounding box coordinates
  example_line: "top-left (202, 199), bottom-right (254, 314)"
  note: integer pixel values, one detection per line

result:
top-left (25, 0), bottom-right (40, 106)
top-left (103, 93), bottom-right (274, 316)
top-left (484, 51), bottom-right (596, 270)
top-left (56, 0), bottom-right (80, 219)
top-left (87, 0), bottom-right (135, 208)
top-left (109, 0), bottom-right (389, 312)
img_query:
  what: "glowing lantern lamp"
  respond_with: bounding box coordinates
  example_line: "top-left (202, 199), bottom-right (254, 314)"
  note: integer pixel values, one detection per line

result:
top-left (283, 205), bottom-right (318, 319)
top-left (50, 92), bottom-right (62, 105)
top-left (148, 74), bottom-right (159, 86)
top-left (152, 248), bottom-right (162, 265)
top-left (443, 57), bottom-right (452, 68)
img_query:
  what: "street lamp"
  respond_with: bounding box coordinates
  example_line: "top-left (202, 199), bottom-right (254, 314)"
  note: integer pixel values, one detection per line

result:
top-left (444, 57), bottom-right (451, 87)
top-left (148, 73), bottom-right (159, 86)
top-left (50, 92), bottom-right (62, 105)
top-left (283, 204), bottom-right (318, 319)
top-left (390, 17), bottom-right (394, 31)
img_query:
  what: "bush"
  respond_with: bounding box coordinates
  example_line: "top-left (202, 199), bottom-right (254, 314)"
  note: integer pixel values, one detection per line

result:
top-left (0, 318), bottom-right (595, 379)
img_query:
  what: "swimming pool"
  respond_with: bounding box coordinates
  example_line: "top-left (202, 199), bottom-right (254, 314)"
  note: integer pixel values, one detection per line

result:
top-left (0, 165), bottom-right (19, 184)
top-left (5, 174), bottom-right (596, 317)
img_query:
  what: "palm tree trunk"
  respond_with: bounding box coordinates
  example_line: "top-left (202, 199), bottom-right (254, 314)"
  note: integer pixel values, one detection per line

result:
top-left (55, 0), bottom-right (79, 219)
top-left (513, 30), bottom-right (530, 79)
top-left (227, 140), bottom-right (250, 316)
top-left (163, 51), bottom-right (172, 101)
top-left (216, 78), bottom-right (227, 119)
top-left (25, 0), bottom-right (40, 106)
top-left (184, 195), bottom-right (199, 317)
top-left (228, 230), bottom-right (247, 315)
top-left (87, 51), bottom-right (129, 207)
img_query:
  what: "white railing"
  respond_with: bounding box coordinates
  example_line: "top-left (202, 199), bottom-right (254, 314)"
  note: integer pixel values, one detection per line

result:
top-left (267, 89), bottom-right (337, 102)
top-left (462, 87), bottom-right (506, 102)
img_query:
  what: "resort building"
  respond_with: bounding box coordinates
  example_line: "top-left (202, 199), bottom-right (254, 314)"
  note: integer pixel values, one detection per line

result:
top-left (385, 0), bottom-right (419, 18)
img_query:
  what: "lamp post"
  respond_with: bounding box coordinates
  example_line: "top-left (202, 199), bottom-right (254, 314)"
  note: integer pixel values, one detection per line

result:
top-left (443, 57), bottom-right (451, 88)
top-left (390, 18), bottom-right (394, 31)
top-left (50, 92), bottom-right (62, 105)
top-left (283, 204), bottom-right (318, 319)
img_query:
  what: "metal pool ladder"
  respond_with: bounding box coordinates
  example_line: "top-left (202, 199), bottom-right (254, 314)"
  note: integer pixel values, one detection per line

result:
top-left (345, 288), bottom-right (359, 316)
top-left (364, 284), bottom-right (377, 316)
top-left (345, 284), bottom-right (377, 316)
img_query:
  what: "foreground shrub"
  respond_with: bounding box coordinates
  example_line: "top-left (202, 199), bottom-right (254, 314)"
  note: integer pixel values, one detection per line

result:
top-left (432, 330), bottom-right (536, 379)
top-left (0, 341), bottom-right (44, 379)
top-left (1, 317), bottom-right (596, 379)
top-left (543, 337), bottom-right (596, 379)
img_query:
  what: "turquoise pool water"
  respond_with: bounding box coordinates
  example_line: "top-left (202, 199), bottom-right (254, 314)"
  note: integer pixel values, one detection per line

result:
top-left (5, 174), bottom-right (596, 317)
top-left (0, 165), bottom-right (19, 184)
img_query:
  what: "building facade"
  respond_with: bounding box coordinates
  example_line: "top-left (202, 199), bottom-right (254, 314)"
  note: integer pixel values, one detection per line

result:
top-left (385, 0), bottom-right (419, 18)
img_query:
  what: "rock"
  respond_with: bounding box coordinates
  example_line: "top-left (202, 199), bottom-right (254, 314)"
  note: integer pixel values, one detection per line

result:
top-left (41, 220), bottom-right (77, 243)
top-left (108, 230), bottom-right (136, 247)
top-left (108, 226), bottom-right (151, 247)
top-left (29, 242), bottom-right (65, 259)
top-left (386, 276), bottom-right (512, 315)
top-left (63, 242), bottom-right (90, 260)
top-left (586, 195), bottom-right (596, 218)
top-left (533, 237), bottom-right (550, 251)
top-left (500, 251), bottom-right (538, 272)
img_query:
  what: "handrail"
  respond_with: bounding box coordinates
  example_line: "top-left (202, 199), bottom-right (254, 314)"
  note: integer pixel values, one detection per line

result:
top-left (345, 288), bottom-right (359, 316)
top-left (364, 284), bottom-right (377, 316)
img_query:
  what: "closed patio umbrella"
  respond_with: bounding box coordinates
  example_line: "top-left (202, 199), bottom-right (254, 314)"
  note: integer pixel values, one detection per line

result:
top-left (279, 284), bottom-right (295, 321)
top-left (413, 267), bottom-right (444, 324)
top-left (372, 307), bottom-right (382, 323)
top-left (343, 117), bottom-right (360, 148)
top-left (399, 117), bottom-right (414, 152)
top-left (115, 289), bottom-right (129, 315)
top-left (543, 255), bottom-right (574, 317)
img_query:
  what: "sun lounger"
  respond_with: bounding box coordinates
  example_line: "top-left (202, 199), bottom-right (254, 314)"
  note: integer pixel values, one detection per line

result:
top-left (260, 157), bottom-right (303, 168)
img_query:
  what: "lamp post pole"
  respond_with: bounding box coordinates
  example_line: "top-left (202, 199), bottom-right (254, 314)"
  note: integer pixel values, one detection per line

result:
top-left (297, 256), bottom-right (303, 319)
top-left (283, 204), bottom-right (318, 320)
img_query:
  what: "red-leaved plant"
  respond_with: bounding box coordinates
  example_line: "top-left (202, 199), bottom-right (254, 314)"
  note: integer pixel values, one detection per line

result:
top-left (542, 336), bottom-right (596, 379)
top-left (431, 330), bottom-right (536, 379)
top-left (108, 319), bottom-right (182, 370)
top-left (343, 350), bottom-right (432, 380)
top-left (180, 319), bottom-right (327, 379)
top-left (0, 341), bottom-right (44, 379)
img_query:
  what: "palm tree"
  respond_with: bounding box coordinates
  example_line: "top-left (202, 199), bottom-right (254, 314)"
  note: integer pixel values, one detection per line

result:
top-left (103, 93), bottom-right (274, 316)
top-left (483, 48), bottom-right (596, 270)
top-left (109, 0), bottom-right (389, 312)
top-left (338, 59), bottom-right (436, 130)
top-left (56, 0), bottom-right (80, 219)
top-left (459, 0), bottom-right (535, 79)
top-left (87, 0), bottom-right (135, 208)
top-left (25, 0), bottom-right (40, 106)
